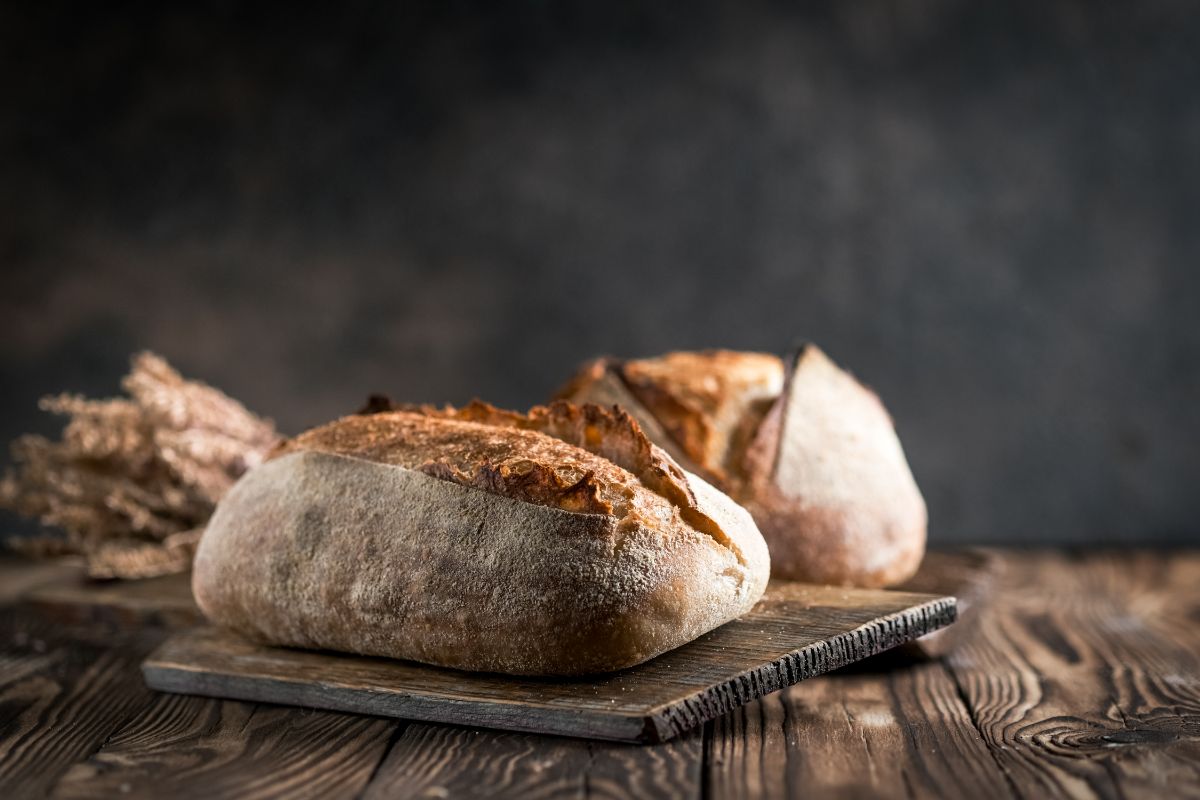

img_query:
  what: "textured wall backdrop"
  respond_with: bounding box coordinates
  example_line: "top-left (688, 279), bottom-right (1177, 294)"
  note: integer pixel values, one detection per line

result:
top-left (2, 1), bottom-right (1198, 545)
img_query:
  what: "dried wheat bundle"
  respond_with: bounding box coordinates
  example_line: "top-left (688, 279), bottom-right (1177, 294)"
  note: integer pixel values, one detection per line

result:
top-left (0, 353), bottom-right (278, 579)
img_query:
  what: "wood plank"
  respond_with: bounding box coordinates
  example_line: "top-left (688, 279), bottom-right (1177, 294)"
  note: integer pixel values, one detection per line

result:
top-left (944, 550), bottom-right (1200, 799)
top-left (704, 686), bottom-right (788, 798)
top-left (0, 555), bottom-right (84, 606)
top-left (49, 695), bottom-right (398, 800)
top-left (21, 569), bottom-right (201, 630)
top-left (0, 611), bottom-right (163, 798)
top-left (584, 725), bottom-right (702, 799)
top-left (363, 723), bottom-right (702, 799)
top-left (142, 583), bottom-right (955, 743)
top-left (705, 657), bottom-right (1014, 799)
top-left (898, 548), bottom-right (1003, 659)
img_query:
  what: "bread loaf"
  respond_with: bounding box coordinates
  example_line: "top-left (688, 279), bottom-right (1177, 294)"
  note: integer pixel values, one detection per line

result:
top-left (556, 346), bottom-right (926, 587)
top-left (192, 401), bottom-right (770, 676)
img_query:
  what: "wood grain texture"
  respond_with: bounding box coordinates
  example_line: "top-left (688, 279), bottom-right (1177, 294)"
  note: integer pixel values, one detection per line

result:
top-left (705, 657), bottom-right (1014, 799)
top-left (49, 694), bottom-right (398, 800)
top-left (142, 582), bottom-right (955, 743)
top-left (944, 550), bottom-right (1200, 800)
top-left (365, 723), bottom-right (702, 800)
top-left (2, 551), bottom-right (1197, 799)
top-left (0, 611), bottom-right (162, 798)
top-left (702, 550), bottom-right (1200, 800)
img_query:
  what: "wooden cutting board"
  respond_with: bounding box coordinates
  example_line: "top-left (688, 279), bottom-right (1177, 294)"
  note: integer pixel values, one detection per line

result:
top-left (142, 582), bottom-right (955, 744)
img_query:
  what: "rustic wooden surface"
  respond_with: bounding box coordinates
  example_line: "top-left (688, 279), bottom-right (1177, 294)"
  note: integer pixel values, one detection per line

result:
top-left (1, 549), bottom-right (1197, 799)
top-left (21, 569), bottom-right (203, 630)
top-left (141, 585), bottom-right (955, 743)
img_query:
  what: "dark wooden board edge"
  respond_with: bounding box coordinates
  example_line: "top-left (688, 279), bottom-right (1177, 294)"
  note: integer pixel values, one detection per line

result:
top-left (142, 595), bottom-right (956, 744)
top-left (898, 549), bottom-right (1002, 659)
top-left (642, 595), bottom-right (956, 742)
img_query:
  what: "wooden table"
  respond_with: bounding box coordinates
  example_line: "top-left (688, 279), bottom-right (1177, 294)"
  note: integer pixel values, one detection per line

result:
top-left (1, 550), bottom-right (1197, 799)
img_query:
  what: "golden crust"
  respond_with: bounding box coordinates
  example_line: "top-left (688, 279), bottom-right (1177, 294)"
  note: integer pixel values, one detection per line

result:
top-left (417, 460), bottom-right (612, 516)
top-left (425, 400), bottom-right (753, 564)
top-left (551, 362), bottom-right (707, 474)
top-left (617, 350), bottom-right (784, 481)
top-left (275, 405), bottom-right (658, 533)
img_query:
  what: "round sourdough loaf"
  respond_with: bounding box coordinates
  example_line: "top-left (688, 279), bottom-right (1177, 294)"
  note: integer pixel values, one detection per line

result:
top-left (192, 402), bottom-right (770, 676)
top-left (556, 346), bottom-right (927, 588)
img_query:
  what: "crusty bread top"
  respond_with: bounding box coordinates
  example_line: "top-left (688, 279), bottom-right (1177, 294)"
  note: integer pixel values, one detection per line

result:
top-left (615, 350), bottom-right (785, 482)
top-left (551, 359), bottom-right (708, 475)
top-left (272, 400), bottom-right (748, 563)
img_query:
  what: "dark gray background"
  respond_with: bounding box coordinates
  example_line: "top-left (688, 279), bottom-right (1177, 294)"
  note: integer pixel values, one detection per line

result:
top-left (2, 1), bottom-right (1198, 546)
